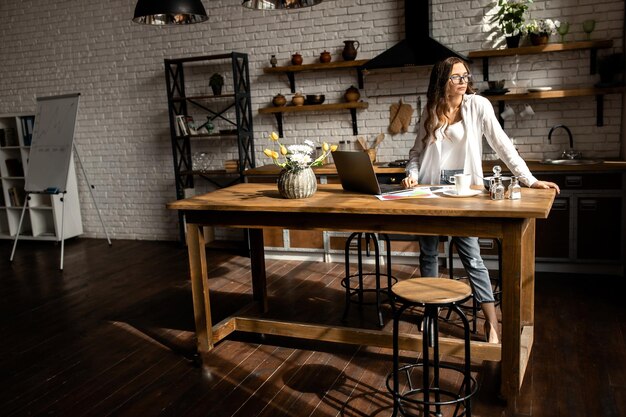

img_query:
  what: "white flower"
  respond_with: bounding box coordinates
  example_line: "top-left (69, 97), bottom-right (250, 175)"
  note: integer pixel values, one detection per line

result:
top-left (263, 132), bottom-right (337, 170)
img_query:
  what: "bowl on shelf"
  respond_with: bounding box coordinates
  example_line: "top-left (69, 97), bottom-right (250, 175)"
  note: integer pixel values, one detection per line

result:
top-left (488, 80), bottom-right (506, 90)
top-left (305, 94), bottom-right (325, 105)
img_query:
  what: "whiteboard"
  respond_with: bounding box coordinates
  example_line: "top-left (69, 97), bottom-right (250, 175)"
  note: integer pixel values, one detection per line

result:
top-left (25, 93), bottom-right (80, 194)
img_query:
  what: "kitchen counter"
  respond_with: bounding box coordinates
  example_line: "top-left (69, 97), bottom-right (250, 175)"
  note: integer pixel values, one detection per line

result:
top-left (245, 159), bottom-right (626, 178)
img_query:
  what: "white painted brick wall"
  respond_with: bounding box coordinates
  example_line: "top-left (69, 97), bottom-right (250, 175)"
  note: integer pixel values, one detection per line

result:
top-left (0, 0), bottom-right (622, 241)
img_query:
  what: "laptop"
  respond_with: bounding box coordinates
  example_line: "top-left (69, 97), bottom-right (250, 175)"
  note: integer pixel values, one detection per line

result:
top-left (332, 151), bottom-right (403, 195)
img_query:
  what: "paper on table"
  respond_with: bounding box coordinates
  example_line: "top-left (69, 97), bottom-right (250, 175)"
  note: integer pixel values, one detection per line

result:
top-left (376, 186), bottom-right (441, 201)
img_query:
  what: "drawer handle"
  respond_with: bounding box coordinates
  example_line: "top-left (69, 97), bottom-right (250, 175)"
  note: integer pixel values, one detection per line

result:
top-left (579, 199), bottom-right (597, 211)
top-left (565, 176), bottom-right (582, 187)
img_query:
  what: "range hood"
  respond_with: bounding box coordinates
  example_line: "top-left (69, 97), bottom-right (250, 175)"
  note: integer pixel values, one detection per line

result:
top-left (363, 0), bottom-right (467, 70)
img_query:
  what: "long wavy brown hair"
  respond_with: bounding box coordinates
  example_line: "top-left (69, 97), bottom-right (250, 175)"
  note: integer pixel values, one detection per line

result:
top-left (421, 57), bottom-right (475, 147)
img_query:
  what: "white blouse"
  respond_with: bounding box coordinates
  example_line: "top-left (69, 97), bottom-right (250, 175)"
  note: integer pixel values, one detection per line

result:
top-left (406, 94), bottom-right (537, 187)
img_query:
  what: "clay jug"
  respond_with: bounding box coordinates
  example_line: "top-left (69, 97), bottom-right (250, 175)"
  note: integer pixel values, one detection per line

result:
top-left (291, 53), bottom-right (303, 65)
top-left (342, 40), bottom-right (360, 61)
top-left (319, 50), bottom-right (331, 63)
top-left (344, 85), bottom-right (360, 102)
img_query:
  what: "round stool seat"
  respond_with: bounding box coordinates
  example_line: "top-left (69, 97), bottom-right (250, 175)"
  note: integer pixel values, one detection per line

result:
top-left (392, 278), bottom-right (472, 305)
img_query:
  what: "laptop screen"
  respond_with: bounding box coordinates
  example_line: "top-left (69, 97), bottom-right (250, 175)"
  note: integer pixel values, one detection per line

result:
top-left (332, 151), bottom-right (400, 195)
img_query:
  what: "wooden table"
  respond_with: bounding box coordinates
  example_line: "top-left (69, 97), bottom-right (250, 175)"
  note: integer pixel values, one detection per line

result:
top-left (167, 183), bottom-right (555, 408)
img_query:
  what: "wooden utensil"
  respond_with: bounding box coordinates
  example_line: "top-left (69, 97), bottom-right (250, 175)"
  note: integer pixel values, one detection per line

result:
top-left (357, 136), bottom-right (368, 150)
top-left (373, 133), bottom-right (385, 149)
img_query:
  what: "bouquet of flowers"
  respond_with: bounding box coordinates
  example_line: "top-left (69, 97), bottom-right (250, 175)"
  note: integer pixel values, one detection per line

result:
top-left (525, 18), bottom-right (560, 35)
top-left (263, 132), bottom-right (338, 170)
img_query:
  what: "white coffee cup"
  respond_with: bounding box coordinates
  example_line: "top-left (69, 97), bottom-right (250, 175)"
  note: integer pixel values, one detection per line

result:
top-left (520, 104), bottom-right (535, 118)
top-left (449, 173), bottom-right (472, 195)
top-left (500, 105), bottom-right (515, 120)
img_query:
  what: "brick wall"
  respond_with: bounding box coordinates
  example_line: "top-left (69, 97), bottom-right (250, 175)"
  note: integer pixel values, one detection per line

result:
top-left (0, 0), bottom-right (622, 240)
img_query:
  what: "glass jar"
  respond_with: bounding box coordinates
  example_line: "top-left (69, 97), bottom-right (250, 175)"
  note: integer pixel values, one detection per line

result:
top-left (508, 176), bottom-right (521, 200)
top-left (490, 177), bottom-right (505, 200)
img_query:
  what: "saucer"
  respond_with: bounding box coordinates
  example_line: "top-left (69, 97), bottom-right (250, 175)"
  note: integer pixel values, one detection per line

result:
top-left (442, 189), bottom-right (482, 198)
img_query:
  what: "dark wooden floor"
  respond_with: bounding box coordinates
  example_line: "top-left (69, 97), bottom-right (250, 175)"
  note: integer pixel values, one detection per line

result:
top-left (1, 238), bottom-right (625, 417)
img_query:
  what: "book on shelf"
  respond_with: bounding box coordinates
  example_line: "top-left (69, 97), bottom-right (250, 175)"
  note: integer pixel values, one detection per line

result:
top-left (5, 158), bottom-right (24, 177)
top-left (8, 187), bottom-right (25, 207)
top-left (175, 115), bottom-right (199, 136)
top-left (21, 116), bottom-right (35, 146)
top-left (0, 128), bottom-right (18, 147)
top-left (224, 159), bottom-right (239, 172)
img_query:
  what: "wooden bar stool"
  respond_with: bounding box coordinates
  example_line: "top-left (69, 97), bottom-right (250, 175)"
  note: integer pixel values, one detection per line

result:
top-left (387, 278), bottom-right (478, 417)
top-left (341, 232), bottom-right (396, 327)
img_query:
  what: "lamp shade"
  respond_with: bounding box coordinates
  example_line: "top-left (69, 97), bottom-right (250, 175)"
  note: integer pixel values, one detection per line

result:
top-left (242, 0), bottom-right (322, 10)
top-left (133, 0), bottom-right (209, 25)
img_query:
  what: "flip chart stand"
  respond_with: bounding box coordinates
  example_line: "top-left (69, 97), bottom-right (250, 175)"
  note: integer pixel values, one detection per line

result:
top-left (10, 145), bottom-right (111, 270)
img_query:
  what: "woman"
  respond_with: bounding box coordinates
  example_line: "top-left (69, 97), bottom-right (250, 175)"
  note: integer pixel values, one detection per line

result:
top-left (402, 57), bottom-right (559, 343)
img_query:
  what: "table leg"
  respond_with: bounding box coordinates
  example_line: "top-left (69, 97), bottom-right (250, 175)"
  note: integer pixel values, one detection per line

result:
top-left (186, 223), bottom-right (213, 354)
top-left (249, 228), bottom-right (268, 312)
top-left (500, 218), bottom-right (536, 412)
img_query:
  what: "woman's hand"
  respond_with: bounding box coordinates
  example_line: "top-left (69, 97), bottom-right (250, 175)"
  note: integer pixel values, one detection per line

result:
top-left (401, 176), bottom-right (418, 188)
top-left (531, 180), bottom-right (560, 194)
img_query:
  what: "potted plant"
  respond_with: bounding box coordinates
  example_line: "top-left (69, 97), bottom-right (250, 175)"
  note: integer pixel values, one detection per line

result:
top-left (526, 18), bottom-right (559, 45)
top-left (209, 73), bottom-right (224, 95)
top-left (492, 0), bottom-right (532, 48)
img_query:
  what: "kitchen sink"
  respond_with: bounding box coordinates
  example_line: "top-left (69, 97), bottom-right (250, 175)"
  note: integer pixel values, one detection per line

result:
top-left (539, 159), bottom-right (604, 166)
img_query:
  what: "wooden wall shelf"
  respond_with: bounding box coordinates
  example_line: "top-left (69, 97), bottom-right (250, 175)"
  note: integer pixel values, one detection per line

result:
top-left (258, 102), bottom-right (368, 137)
top-left (469, 40), bottom-right (613, 80)
top-left (485, 86), bottom-right (624, 127)
top-left (263, 60), bottom-right (368, 92)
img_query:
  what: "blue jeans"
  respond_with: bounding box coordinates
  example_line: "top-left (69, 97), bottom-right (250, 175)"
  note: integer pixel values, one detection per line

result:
top-left (418, 169), bottom-right (495, 304)
top-left (418, 235), bottom-right (495, 304)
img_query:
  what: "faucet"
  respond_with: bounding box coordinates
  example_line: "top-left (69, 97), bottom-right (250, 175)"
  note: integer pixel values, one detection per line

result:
top-left (548, 124), bottom-right (580, 159)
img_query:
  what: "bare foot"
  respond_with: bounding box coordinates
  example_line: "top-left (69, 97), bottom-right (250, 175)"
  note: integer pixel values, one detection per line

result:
top-left (484, 322), bottom-right (500, 344)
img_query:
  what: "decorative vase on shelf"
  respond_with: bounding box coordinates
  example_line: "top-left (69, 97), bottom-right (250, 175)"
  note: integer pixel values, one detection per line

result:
top-left (292, 92), bottom-right (305, 106)
top-left (344, 85), bottom-right (360, 102)
top-left (291, 53), bottom-right (303, 65)
top-left (341, 40), bottom-right (360, 61)
top-left (530, 33), bottom-right (549, 46)
top-left (277, 167), bottom-right (317, 199)
top-left (505, 34), bottom-right (521, 48)
top-left (319, 50), bottom-right (331, 63)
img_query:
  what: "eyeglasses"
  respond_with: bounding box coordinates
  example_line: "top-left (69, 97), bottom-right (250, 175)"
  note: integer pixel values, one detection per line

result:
top-left (449, 74), bottom-right (472, 84)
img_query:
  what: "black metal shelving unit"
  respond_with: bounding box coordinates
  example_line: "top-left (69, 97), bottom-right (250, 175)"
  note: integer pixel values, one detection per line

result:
top-left (165, 52), bottom-right (255, 242)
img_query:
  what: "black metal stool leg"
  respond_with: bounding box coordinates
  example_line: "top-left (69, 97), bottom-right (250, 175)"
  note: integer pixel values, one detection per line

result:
top-left (342, 232), bottom-right (359, 321)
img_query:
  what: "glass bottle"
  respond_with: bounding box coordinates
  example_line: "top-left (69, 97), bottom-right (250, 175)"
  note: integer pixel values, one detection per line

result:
top-left (508, 176), bottom-right (521, 200)
top-left (491, 177), bottom-right (505, 200)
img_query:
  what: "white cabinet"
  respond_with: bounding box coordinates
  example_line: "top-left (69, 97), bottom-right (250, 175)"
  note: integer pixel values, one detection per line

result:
top-left (0, 114), bottom-right (82, 241)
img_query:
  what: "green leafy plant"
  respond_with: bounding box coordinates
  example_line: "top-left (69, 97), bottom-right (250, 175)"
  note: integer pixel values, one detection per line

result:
top-left (493, 0), bottom-right (532, 37)
top-left (526, 18), bottom-right (559, 35)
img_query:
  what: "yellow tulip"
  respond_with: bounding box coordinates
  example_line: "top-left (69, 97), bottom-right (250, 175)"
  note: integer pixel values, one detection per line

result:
top-left (280, 145), bottom-right (288, 155)
top-left (272, 151), bottom-right (279, 159)
top-left (270, 132), bottom-right (279, 141)
top-left (263, 149), bottom-right (273, 158)
top-left (330, 144), bottom-right (338, 152)
top-left (322, 142), bottom-right (330, 152)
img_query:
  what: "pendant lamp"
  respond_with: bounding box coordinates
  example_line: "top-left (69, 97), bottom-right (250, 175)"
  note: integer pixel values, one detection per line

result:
top-left (133, 0), bottom-right (209, 25)
top-left (242, 0), bottom-right (322, 10)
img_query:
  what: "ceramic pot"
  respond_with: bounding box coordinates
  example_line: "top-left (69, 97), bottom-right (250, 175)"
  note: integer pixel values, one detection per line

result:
top-left (530, 33), bottom-right (549, 46)
top-left (270, 54), bottom-right (278, 67)
top-left (319, 50), bottom-right (332, 63)
top-left (272, 93), bottom-right (286, 107)
top-left (292, 93), bottom-right (305, 106)
top-left (277, 167), bottom-right (317, 199)
top-left (291, 53), bottom-right (303, 65)
top-left (342, 40), bottom-right (360, 61)
top-left (344, 85), bottom-right (360, 102)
